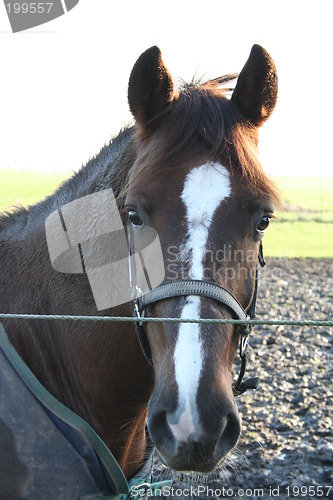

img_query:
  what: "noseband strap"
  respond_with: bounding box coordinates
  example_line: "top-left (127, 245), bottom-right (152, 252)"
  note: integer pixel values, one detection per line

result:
top-left (137, 280), bottom-right (251, 335)
top-left (132, 242), bottom-right (265, 397)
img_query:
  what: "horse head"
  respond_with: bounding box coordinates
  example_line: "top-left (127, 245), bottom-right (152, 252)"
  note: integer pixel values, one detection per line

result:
top-left (125, 45), bottom-right (280, 472)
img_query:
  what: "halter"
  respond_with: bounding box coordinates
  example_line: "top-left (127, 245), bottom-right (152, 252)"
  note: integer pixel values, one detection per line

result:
top-left (129, 225), bottom-right (265, 396)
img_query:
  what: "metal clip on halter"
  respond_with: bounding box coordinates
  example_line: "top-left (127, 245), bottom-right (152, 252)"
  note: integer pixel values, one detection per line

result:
top-left (134, 299), bottom-right (144, 326)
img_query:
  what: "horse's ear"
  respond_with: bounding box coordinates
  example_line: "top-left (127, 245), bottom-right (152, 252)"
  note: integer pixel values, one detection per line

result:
top-left (232, 44), bottom-right (278, 126)
top-left (128, 46), bottom-right (174, 130)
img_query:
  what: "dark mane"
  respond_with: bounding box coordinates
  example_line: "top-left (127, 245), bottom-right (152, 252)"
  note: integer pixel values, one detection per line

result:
top-left (130, 75), bottom-right (282, 207)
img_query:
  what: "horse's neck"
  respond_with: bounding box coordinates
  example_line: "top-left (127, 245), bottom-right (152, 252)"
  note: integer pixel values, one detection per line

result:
top-left (7, 309), bottom-right (154, 478)
top-left (1, 216), bottom-right (153, 479)
top-left (59, 318), bottom-right (154, 477)
top-left (1, 128), bottom-right (154, 478)
top-left (2, 236), bottom-right (153, 478)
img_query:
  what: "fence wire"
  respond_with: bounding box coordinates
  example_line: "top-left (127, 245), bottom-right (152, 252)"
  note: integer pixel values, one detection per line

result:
top-left (0, 313), bottom-right (332, 328)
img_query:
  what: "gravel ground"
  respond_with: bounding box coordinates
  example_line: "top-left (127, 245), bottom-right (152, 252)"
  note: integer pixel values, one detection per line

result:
top-left (152, 258), bottom-right (333, 499)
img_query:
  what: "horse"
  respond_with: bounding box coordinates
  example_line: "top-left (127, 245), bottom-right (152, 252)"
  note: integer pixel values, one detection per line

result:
top-left (0, 44), bottom-right (280, 497)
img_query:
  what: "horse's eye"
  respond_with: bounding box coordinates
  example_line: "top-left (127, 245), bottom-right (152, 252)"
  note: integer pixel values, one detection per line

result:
top-left (128, 210), bottom-right (142, 227)
top-left (257, 216), bottom-right (271, 232)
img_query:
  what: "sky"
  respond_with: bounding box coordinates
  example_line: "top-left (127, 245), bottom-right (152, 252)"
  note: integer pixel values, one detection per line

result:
top-left (0, 0), bottom-right (332, 177)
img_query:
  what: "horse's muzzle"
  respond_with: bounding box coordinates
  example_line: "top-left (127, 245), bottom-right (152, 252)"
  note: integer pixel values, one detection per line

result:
top-left (148, 402), bottom-right (241, 472)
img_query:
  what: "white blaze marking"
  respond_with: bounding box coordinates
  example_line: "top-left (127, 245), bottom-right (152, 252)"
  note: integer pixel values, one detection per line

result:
top-left (170, 162), bottom-right (231, 442)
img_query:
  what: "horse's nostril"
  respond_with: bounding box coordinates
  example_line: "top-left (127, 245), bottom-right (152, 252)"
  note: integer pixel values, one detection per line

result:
top-left (148, 409), bottom-right (178, 454)
top-left (217, 411), bottom-right (241, 456)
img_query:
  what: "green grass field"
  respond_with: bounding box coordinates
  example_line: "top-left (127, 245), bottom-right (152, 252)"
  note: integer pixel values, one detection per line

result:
top-left (0, 169), bottom-right (332, 258)
top-left (264, 177), bottom-right (333, 258)
top-left (0, 169), bottom-right (70, 211)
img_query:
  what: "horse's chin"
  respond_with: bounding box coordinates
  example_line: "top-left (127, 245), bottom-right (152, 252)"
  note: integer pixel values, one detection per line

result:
top-left (156, 453), bottom-right (220, 474)
top-left (156, 450), bottom-right (230, 475)
top-left (153, 436), bottom-right (239, 474)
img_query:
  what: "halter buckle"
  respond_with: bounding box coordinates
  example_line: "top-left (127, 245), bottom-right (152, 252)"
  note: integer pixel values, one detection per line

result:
top-left (134, 299), bottom-right (145, 327)
top-left (240, 333), bottom-right (249, 358)
top-left (133, 285), bottom-right (145, 325)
